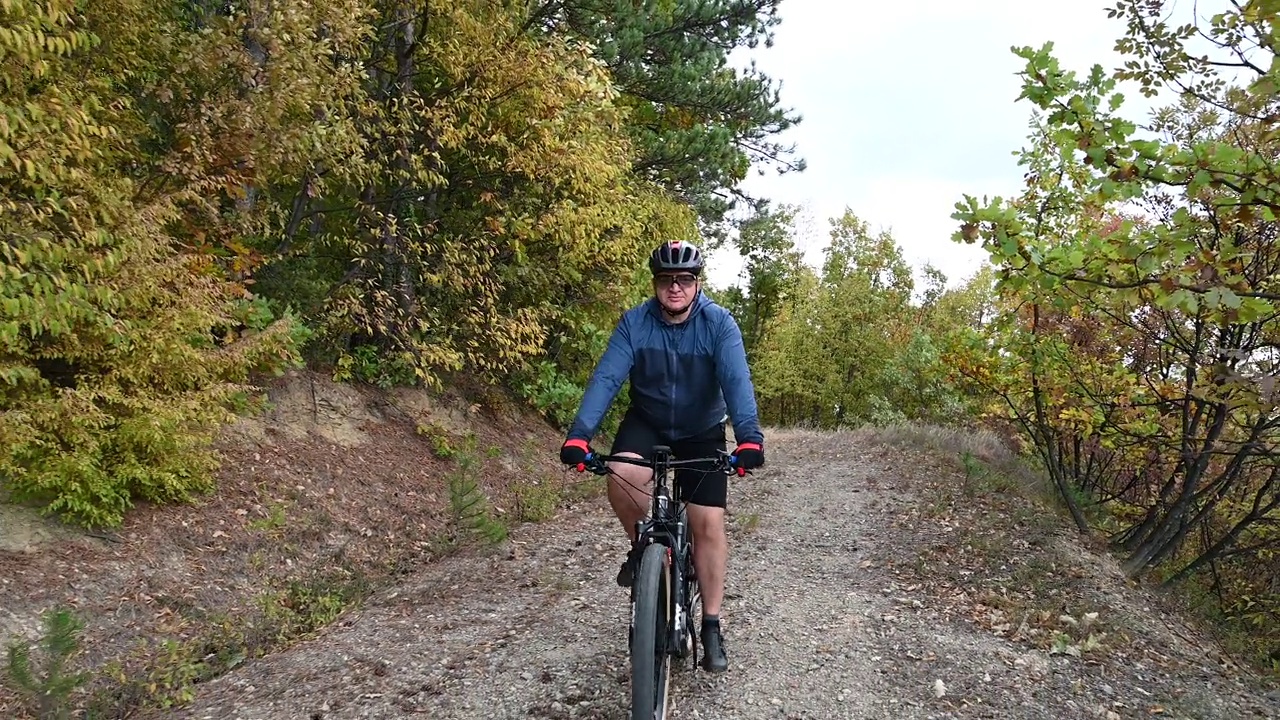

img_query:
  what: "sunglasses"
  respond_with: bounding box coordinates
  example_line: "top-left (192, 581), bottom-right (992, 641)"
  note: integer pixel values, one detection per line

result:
top-left (655, 274), bottom-right (699, 289)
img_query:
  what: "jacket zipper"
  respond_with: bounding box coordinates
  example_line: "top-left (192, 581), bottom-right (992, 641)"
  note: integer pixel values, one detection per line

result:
top-left (671, 320), bottom-right (689, 438)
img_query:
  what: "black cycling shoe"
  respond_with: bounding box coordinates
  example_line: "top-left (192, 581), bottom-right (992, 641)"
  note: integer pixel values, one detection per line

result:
top-left (616, 544), bottom-right (643, 587)
top-left (700, 623), bottom-right (728, 672)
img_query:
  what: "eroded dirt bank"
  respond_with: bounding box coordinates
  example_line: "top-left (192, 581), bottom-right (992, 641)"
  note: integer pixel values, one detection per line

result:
top-left (0, 372), bottom-right (574, 718)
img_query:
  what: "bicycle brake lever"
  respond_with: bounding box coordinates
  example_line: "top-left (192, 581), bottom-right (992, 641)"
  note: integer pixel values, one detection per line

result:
top-left (723, 454), bottom-right (746, 477)
top-left (579, 452), bottom-right (611, 476)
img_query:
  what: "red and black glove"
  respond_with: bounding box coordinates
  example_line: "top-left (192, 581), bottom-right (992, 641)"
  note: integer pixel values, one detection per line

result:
top-left (560, 438), bottom-right (592, 470)
top-left (731, 442), bottom-right (764, 474)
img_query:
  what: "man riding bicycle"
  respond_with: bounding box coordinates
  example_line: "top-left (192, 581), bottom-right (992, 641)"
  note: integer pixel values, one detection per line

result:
top-left (558, 239), bottom-right (766, 673)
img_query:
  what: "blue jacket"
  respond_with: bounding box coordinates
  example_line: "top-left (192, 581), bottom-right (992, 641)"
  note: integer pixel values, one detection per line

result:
top-left (567, 291), bottom-right (764, 446)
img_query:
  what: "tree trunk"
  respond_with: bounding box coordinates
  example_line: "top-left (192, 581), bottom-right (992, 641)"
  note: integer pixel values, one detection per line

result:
top-left (1029, 303), bottom-right (1089, 531)
top-left (373, 1), bottom-right (423, 343)
top-left (1121, 395), bottom-right (1230, 576)
top-left (1162, 466), bottom-right (1280, 585)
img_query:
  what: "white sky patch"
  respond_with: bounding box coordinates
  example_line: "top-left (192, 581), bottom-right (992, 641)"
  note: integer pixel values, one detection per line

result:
top-left (705, 0), bottom-right (1232, 291)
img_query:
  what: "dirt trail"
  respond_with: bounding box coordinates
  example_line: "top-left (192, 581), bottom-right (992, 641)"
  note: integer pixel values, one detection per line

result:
top-left (161, 429), bottom-right (1277, 720)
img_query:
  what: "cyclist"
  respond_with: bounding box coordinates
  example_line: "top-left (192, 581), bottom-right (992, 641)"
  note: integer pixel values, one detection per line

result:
top-left (558, 239), bottom-right (765, 673)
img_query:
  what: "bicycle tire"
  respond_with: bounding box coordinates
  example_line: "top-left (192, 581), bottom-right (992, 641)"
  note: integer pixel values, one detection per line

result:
top-left (684, 533), bottom-right (700, 664)
top-left (631, 542), bottom-right (672, 720)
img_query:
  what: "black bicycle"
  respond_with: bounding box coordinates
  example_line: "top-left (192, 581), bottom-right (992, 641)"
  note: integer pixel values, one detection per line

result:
top-left (575, 445), bottom-right (745, 720)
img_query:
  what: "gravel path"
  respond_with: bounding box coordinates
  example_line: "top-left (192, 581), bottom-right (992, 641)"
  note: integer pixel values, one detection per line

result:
top-left (162, 431), bottom-right (1278, 720)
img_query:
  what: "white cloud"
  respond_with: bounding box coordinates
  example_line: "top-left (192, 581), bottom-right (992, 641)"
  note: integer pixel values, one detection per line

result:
top-left (705, 176), bottom-right (997, 290)
top-left (707, 0), bottom-right (1201, 291)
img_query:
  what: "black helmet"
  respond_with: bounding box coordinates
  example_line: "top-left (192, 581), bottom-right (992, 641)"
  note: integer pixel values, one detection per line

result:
top-left (648, 240), bottom-right (704, 275)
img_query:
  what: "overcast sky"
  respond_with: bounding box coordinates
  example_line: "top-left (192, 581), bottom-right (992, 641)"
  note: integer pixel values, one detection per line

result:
top-left (705, 0), bottom-right (1177, 291)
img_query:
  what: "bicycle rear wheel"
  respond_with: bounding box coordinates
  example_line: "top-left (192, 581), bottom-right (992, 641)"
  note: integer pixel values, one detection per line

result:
top-left (630, 542), bottom-right (672, 720)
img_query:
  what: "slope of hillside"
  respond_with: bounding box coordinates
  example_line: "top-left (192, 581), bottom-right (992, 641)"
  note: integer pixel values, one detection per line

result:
top-left (2, 375), bottom-right (1278, 719)
top-left (0, 371), bottom-right (577, 718)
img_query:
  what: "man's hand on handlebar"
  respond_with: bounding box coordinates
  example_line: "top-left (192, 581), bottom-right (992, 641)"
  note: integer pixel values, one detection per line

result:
top-left (559, 440), bottom-right (759, 477)
top-left (729, 442), bottom-right (764, 473)
top-left (559, 438), bottom-right (593, 470)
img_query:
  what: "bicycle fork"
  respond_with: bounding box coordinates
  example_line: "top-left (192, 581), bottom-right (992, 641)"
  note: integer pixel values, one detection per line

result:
top-left (670, 522), bottom-right (700, 667)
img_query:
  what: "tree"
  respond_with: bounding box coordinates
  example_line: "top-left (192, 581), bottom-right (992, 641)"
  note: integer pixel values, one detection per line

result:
top-left (720, 202), bottom-right (807, 358)
top-left (745, 209), bottom-right (970, 427)
top-left (0, 0), bottom-right (306, 527)
top-left (528, 0), bottom-right (805, 237)
top-left (0, 0), bottom-right (703, 525)
top-left (951, 0), bottom-right (1280, 610)
top-left (238, 1), bottom-right (697, 392)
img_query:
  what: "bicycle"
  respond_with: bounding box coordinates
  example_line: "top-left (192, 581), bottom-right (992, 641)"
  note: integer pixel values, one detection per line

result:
top-left (574, 444), bottom-right (746, 720)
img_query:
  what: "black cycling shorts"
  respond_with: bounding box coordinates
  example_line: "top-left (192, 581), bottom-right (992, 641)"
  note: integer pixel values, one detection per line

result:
top-left (609, 409), bottom-right (729, 508)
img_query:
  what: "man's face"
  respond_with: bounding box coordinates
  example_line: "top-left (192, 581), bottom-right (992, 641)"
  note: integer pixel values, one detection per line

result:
top-left (654, 271), bottom-right (699, 312)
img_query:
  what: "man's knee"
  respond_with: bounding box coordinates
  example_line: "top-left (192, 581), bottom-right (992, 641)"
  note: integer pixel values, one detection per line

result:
top-left (687, 504), bottom-right (726, 540)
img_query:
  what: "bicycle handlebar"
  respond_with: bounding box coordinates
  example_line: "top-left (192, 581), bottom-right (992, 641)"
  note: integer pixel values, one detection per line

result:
top-left (575, 450), bottom-right (748, 477)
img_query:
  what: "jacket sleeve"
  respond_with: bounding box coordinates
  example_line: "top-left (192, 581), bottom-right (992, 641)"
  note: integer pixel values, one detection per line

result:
top-left (566, 315), bottom-right (634, 442)
top-left (713, 311), bottom-right (764, 445)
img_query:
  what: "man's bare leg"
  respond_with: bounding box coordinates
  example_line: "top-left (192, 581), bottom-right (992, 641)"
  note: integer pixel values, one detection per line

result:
top-left (688, 502), bottom-right (729, 671)
top-left (605, 452), bottom-right (652, 586)
top-left (687, 504), bottom-right (727, 615)
top-left (606, 452), bottom-right (652, 540)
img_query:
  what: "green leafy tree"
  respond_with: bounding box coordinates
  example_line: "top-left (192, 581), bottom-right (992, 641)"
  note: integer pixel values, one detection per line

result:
top-left (746, 209), bottom-right (973, 428)
top-left (953, 27), bottom-right (1280, 566)
top-left (952, 0), bottom-right (1280, 665)
top-left (529, 0), bottom-right (804, 235)
top-left (820, 210), bottom-right (914, 295)
top-left (237, 1), bottom-right (697, 393)
top-left (720, 202), bottom-right (808, 358)
top-left (750, 266), bottom-right (825, 424)
top-left (0, 0), bottom-right (305, 528)
top-left (813, 212), bottom-right (915, 424)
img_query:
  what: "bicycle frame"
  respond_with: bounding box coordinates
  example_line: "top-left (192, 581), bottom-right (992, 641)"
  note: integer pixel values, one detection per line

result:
top-left (580, 445), bottom-right (739, 663)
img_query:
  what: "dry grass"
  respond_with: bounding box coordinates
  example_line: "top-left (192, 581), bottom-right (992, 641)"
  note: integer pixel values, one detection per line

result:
top-left (767, 421), bottom-right (1013, 456)
top-left (770, 421), bottom-right (1118, 655)
top-left (770, 421), bottom-right (1056, 502)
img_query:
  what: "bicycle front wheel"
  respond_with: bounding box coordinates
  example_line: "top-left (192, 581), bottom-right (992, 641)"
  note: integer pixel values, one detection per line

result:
top-left (631, 542), bottom-right (672, 720)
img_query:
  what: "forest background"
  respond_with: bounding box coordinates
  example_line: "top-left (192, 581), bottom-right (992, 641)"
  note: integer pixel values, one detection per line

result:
top-left (4, 0), bottom-right (1280, 677)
